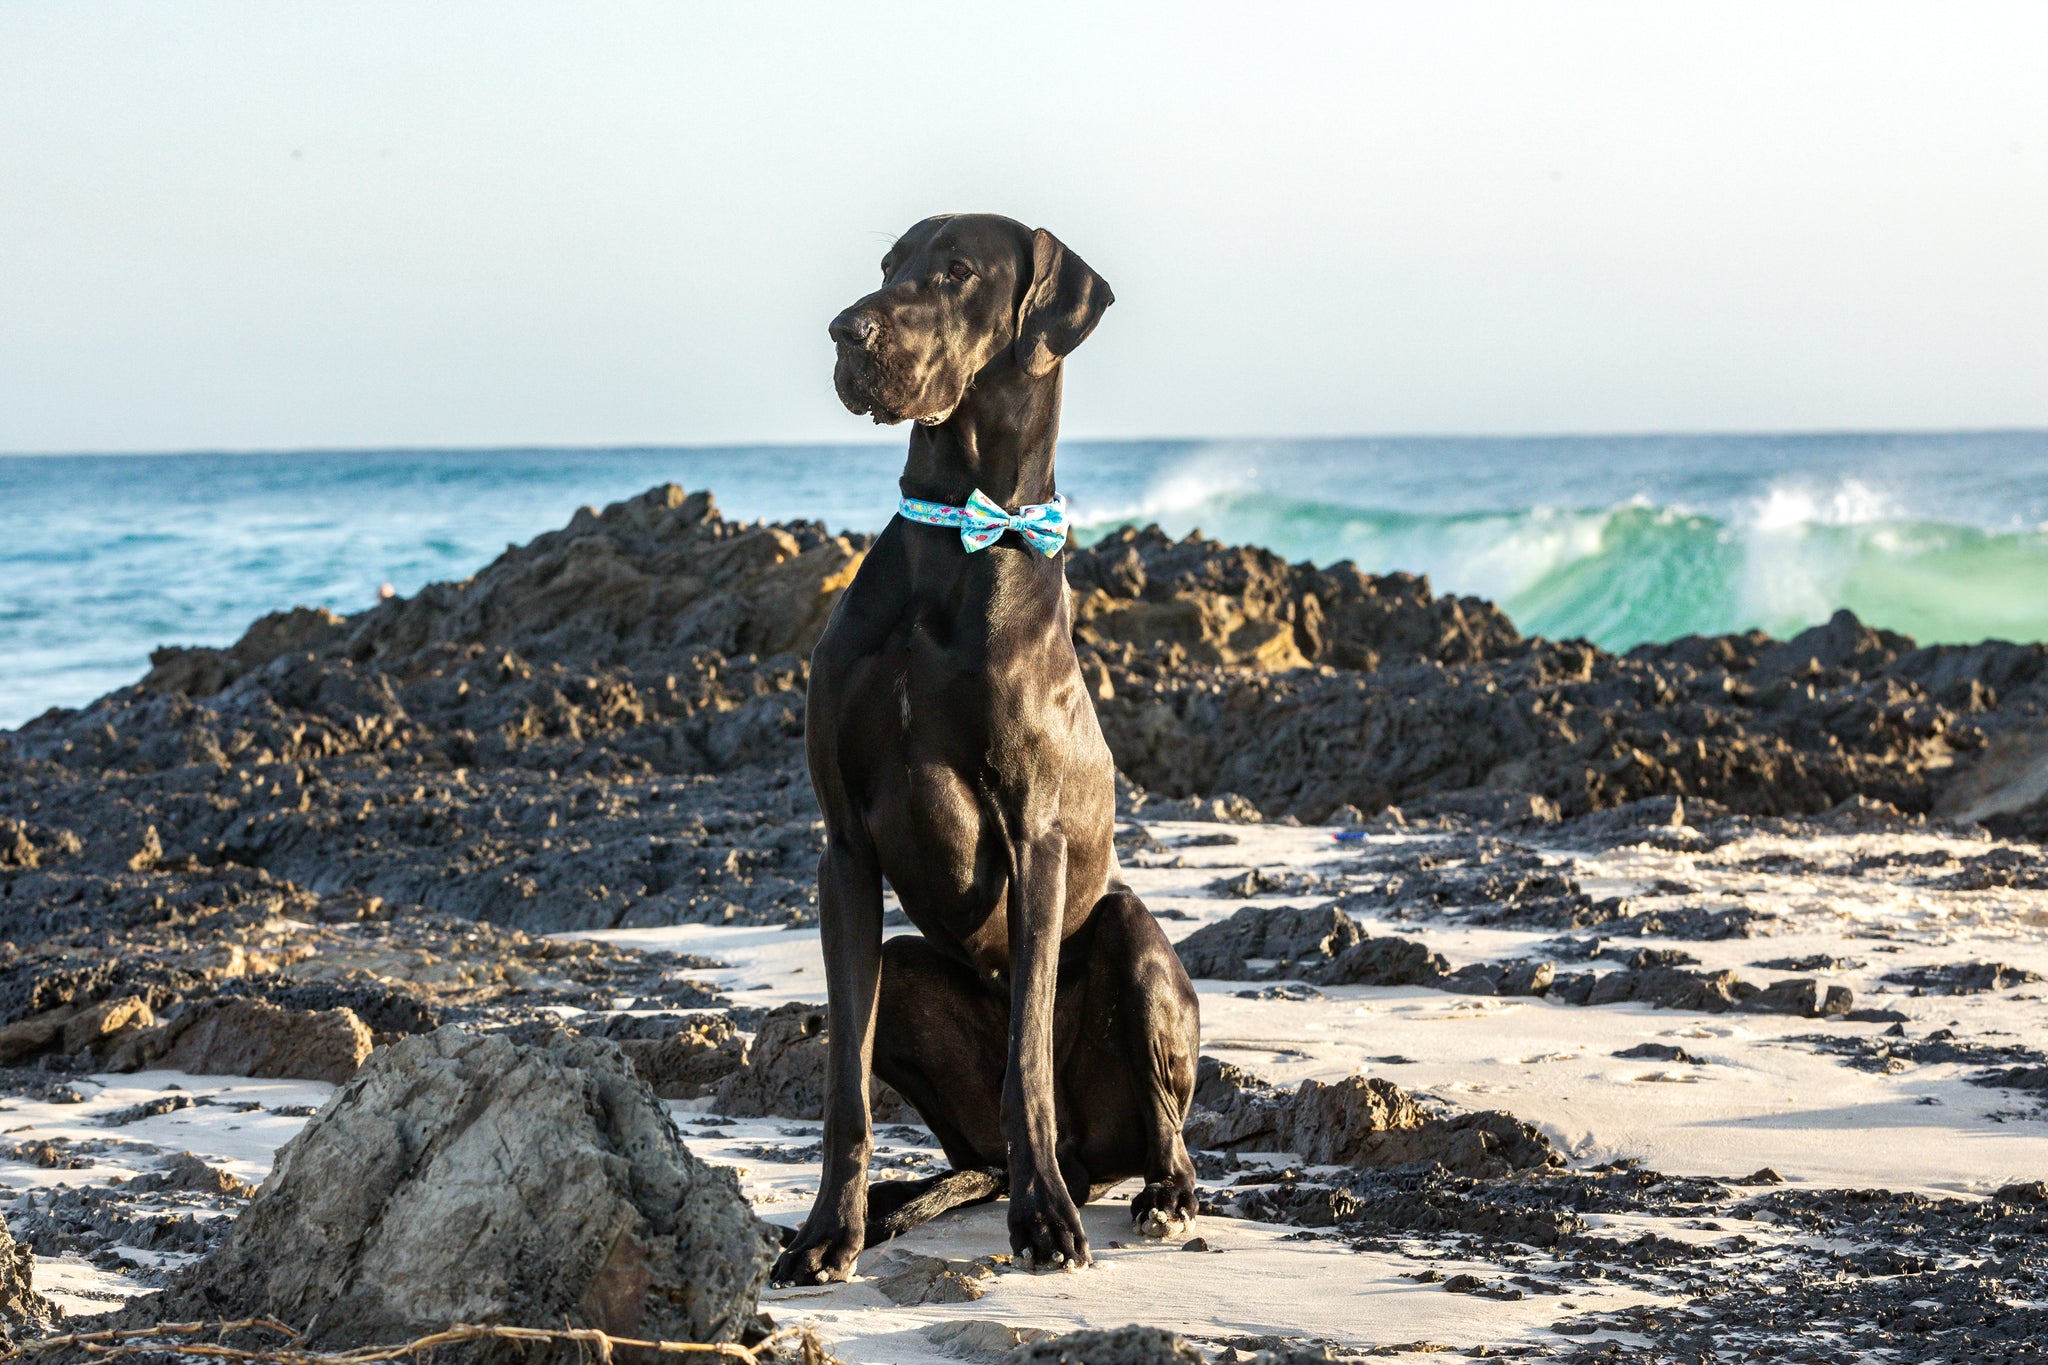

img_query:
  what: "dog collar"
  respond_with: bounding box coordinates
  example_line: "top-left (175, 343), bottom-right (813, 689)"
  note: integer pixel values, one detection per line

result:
top-left (898, 488), bottom-right (1069, 558)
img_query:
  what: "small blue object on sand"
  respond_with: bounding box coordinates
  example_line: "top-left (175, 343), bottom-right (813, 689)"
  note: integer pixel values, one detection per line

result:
top-left (1330, 830), bottom-right (1369, 842)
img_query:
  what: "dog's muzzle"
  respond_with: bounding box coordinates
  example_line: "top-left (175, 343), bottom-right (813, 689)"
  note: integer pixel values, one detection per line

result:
top-left (829, 310), bottom-right (899, 422)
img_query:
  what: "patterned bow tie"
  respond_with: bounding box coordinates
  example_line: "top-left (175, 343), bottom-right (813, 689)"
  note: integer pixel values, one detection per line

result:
top-left (897, 488), bottom-right (1070, 557)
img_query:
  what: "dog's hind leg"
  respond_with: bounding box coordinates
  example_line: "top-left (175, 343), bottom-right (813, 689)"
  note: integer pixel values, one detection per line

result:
top-left (871, 934), bottom-right (1009, 1159)
top-left (1093, 885), bottom-right (1202, 1239)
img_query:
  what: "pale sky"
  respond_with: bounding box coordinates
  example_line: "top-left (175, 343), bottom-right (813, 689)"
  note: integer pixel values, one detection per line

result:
top-left (2, 1), bottom-right (2045, 453)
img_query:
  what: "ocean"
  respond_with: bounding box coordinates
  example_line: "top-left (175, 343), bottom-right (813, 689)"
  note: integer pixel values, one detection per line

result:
top-left (4, 430), bottom-right (2047, 729)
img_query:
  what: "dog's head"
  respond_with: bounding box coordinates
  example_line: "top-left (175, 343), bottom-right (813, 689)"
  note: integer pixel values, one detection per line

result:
top-left (830, 214), bottom-right (1113, 426)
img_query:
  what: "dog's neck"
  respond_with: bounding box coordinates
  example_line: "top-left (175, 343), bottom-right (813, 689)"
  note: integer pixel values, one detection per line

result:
top-left (898, 362), bottom-right (1063, 510)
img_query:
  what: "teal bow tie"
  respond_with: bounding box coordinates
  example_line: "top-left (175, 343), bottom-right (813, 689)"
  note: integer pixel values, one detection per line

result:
top-left (898, 488), bottom-right (1070, 557)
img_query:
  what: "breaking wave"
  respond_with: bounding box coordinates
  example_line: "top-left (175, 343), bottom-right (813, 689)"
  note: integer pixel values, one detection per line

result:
top-left (1074, 485), bottom-right (2048, 652)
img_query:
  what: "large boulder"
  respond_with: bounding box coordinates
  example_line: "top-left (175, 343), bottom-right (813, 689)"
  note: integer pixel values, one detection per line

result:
top-left (1172, 904), bottom-right (1366, 980)
top-left (0, 994), bottom-right (158, 1067)
top-left (106, 997), bottom-right (373, 1083)
top-left (1183, 1058), bottom-right (1559, 1179)
top-left (143, 1027), bottom-right (776, 1348)
top-left (0, 1212), bottom-right (53, 1338)
top-left (1173, 904), bottom-right (1452, 988)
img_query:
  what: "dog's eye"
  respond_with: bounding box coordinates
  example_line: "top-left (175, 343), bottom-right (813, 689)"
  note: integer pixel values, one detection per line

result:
top-left (947, 262), bottom-right (973, 282)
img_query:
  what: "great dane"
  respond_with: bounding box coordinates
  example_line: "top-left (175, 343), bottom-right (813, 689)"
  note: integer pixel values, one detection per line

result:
top-left (769, 214), bottom-right (1201, 1285)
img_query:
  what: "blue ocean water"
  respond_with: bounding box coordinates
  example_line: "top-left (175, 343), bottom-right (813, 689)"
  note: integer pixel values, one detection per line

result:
top-left (5, 431), bottom-right (2048, 729)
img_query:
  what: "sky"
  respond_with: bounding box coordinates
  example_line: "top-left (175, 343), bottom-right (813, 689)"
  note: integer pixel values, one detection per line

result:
top-left (2, 1), bottom-right (2045, 454)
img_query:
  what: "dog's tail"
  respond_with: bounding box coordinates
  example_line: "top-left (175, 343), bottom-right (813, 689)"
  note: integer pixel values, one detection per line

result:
top-left (865, 1167), bottom-right (1007, 1244)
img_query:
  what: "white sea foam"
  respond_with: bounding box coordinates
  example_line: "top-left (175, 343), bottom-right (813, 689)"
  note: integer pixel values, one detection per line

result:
top-left (1069, 444), bottom-right (1257, 527)
top-left (1743, 475), bottom-right (1902, 531)
top-left (1730, 477), bottom-right (1901, 636)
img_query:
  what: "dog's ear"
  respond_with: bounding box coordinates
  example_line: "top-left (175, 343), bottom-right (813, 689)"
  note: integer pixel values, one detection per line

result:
top-left (1014, 228), bottom-right (1114, 377)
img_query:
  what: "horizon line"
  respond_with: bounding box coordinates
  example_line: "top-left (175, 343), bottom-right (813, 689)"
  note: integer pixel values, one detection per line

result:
top-left (6, 423), bottom-right (2048, 460)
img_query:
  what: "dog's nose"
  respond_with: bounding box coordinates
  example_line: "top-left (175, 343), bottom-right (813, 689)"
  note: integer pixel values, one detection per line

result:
top-left (829, 309), bottom-right (878, 347)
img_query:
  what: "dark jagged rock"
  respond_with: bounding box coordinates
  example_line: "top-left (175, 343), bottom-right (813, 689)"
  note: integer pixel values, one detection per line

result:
top-left (594, 1012), bottom-right (748, 1099)
top-left (1552, 965), bottom-right (1851, 1018)
top-left (8, 1152), bottom-right (250, 1276)
top-left (0, 880), bottom-right (732, 1082)
top-left (7, 492), bottom-right (2047, 1008)
top-left (105, 997), bottom-right (373, 1083)
top-left (1067, 523), bottom-right (1522, 674)
top-left (1927, 844), bottom-right (2048, 891)
top-left (1090, 571), bottom-right (2048, 824)
top-left (1613, 1043), bottom-right (1699, 1063)
top-left (1202, 866), bottom-right (1335, 899)
top-left (1332, 841), bottom-right (1619, 931)
top-left (1796, 1026), bottom-right (2048, 1097)
top-left (0, 1211), bottom-right (53, 1335)
top-left (1004, 1324), bottom-right (1208, 1365)
top-left (1182, 1057), bottom-right (1560, 1179)
top-left (4, 496), bottom-right (2047, 1005)
top-left (1595, 904), bottom-right (1779, 940)
top-left (1314, 935), bottom-right (1456, 989)
top-left (1753, 954), bottom-right (1861, 973)
top-left (1171, 904), bottom-right (1370, 981)
top-left (3, 488), bottom-right (852, 942)
top-left (1541, 795), bottom-right (1746, 852)
top-left (1433, 959), bottom-right (1555, 997)
top-left (1172, 903), bottom-right (1838, 1014)
top-left (1880, 960), bottom-right (2046, 994)
top-left (709, 1002), bottom-right (915, 1122)
top-left (1587, 946), bottom-right (1700, 969)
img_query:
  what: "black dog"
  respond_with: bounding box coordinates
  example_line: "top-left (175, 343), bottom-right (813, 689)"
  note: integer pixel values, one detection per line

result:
top-left (769, 214), bottom-right (1201, 1286)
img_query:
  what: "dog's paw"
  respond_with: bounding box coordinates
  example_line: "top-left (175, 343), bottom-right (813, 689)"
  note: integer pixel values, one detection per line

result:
top-left (1009, 1179), bottom-right (1091, 1271)
top-left (769, 1227), bottom-right (863, 1288)
top-left (1134, 1203), bottom-right (1191, 1240)
top-left (1132, 1178), bottom-right (1199, 1240)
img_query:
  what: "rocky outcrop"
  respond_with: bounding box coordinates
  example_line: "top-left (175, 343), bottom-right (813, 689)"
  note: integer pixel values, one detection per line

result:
top-left (1548, 965), bottom-right (1853, 1017)
top-left (140, 1027), bottom-right (777, 1348)
top-left (1068, 524), bottom-right (1522, 673)
top-left (1003, 1325), bottom-right (1208, 1365)
top-left (595, 1011), bottom-right (748, 1099)
top-left (5, 488), bottom-right (2048, 970)
top-left (105, 997), bottom-right (373, 1083)
top-left (0, 1211), bottom-right (53, 1336)
top-left (1076, 525), bottom-right (2048, 822)
top-left (1174, 905), bottom-right (1455, 989)
top-left (138, 487), bottom-right (862, 701)
top-left (1183, 1058), bottom-right (1560, 1179)
top-left (710, 1002), bottom-right (916, 1122)
top-left (1174, 903), bottom-right (1850, 1017)
top-left (1879, 961), bottom-right (2046, 995)
top-left (3, 487), bottom-right (854, 941)
top-left (1173, 904), bottom-right (1367, 980)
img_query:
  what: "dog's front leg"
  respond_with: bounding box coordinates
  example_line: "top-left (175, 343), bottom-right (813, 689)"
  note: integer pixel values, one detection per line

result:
top-left (1003, 825), bottom-right (1091, 1269)
top-left (771, 834), bottom-right (883, 1285)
